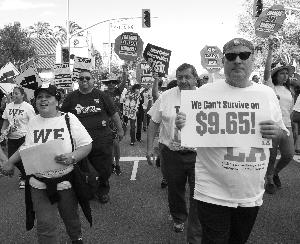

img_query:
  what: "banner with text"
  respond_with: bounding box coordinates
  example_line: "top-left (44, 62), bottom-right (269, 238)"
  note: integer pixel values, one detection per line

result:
top-left (71, 56), bottom-right (92, 82)
top-left (136, 61), bottom-right (154, 86)
top-left (53, 63), bottom-right (72, 88)
top-left (114, 32), bottom-right (143, 61)
top-left (143, 43), bottom-right (171, 76)
top-left (200, 46), bottom-right (223, 73)
top-left (181, 90), bottom-right (272, 148)
top-left (255, 5), bottom-right (286, 38)
top-left (122, 92), bottom-right (140, 120)
top-left (14, 67), bottom-right (42, 100)
top-left (0, 62), bottom-right (20, 83)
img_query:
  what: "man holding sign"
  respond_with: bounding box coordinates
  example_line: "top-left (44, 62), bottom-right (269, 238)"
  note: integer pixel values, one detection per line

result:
top-left (147, 63), bottom-right (202, 243)
top-left (176, 38), bottom-right (287, 243)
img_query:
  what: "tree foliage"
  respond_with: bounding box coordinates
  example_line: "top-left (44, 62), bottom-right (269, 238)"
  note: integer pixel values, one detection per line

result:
top-left (238, 0), bottom-right (300, 72)
top-left (27, 21), bottom-right (54, 38)
top-left (0, 22), bottom-right (35, 69)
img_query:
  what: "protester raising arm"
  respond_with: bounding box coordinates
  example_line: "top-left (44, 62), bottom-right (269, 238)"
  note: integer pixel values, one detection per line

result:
top-left (263, 38), bottom-right (275, 88)
top-left (152, 73), bottom-right (162, 102)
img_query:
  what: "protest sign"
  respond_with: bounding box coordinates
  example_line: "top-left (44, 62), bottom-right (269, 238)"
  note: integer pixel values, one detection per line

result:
top-left (0, 62), bottom-right (20, 83)
top-left (255, 5), bottom-right (286, 38)
top-left (122, 92), bottom-right (140, 119)
top-left (136, 61), bottom-right (153, 86)
top-left (114, 32), bottom-right (144, 61)
top-left (180, 90), bottom-right (272, 148)
top-left (53, 63), bottom-right (72, 89)
top-left (71, 56), bottom-right (92, 82)
top-left (200, 46), bottom-right (223, 73)
top-left (143, 43), bottom-right (171, 76)
top-left (20, 58), bottom-right (36, 73)
top-left (20, 139), bottom-right (69, 175)
top-left (14, 67), bottom-right (42, 100)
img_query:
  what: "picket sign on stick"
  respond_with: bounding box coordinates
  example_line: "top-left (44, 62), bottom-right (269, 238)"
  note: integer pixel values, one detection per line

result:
top-left (255, 4), bottom-right (286, 38)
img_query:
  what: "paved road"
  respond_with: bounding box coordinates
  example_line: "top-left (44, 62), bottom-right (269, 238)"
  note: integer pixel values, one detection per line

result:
top-left (1, 133), bottom-right (300, 243)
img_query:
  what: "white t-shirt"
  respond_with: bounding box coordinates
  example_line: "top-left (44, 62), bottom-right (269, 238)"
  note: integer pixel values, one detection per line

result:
top-left (2, 101), bottom-right (36, 139)
top-left (273, 86), bottom-right (293, 127)
top-left (293, 96), bottom-right (300, 112)
top-left (23, 113), bottom-right (92, 190)
top-left (194, 81), bottom-right (287, 207)
top-left (148, 86), bottom-right (195, 151)
top-left (264, 78), bottom-right (293, 127)
top-left (143, 89), bottom-right (153, 110)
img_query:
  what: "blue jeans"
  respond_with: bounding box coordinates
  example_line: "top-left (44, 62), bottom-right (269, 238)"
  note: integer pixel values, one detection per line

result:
top-left (161, 145), bottom-right (202, 243)
top-left (31, 187), bottom-right (82, 244)
top-left (266, 127), bottom-right (294, 180)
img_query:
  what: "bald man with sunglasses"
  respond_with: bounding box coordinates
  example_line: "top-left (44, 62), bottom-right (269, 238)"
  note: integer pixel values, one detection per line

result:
top-left (175, 38), bottom-right (288, 243)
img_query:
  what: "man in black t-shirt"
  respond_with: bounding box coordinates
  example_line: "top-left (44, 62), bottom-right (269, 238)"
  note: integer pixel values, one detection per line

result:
top-left (61, 70), bottom-right (124, 204)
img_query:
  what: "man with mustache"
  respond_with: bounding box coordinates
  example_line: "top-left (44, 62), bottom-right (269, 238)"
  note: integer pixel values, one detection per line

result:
top-left (147, 63), bottom-right (202, 243)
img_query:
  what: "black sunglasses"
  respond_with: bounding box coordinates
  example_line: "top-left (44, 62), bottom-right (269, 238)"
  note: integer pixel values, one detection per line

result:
top-left (225, 52), bottom-right (252, 61)
top-left (79, 76), bottom-right (91, 81)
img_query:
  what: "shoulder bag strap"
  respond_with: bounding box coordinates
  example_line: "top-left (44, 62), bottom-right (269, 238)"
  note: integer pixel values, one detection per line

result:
top-left (64, 113), bottom-right (74, 151)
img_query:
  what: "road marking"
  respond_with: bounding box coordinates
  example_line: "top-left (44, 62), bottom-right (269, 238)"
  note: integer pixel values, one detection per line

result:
top-left (130, 160), bottom-right (139, 181)
top-left (120, 156), bottom-right (147, 162)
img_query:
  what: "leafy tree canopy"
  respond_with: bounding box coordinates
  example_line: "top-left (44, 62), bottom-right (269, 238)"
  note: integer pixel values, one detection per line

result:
top-left (0, 22), bottom-right (35, 69)
top-left (238, 0), bottom-right (300, 72)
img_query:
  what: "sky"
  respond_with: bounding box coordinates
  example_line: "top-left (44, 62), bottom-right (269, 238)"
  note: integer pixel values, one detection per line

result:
top-left (0, 0), bottom-right (245, 76)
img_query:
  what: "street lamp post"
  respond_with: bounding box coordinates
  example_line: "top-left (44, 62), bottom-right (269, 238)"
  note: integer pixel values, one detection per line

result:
top-left (66, 0), bottom-right (157, 72)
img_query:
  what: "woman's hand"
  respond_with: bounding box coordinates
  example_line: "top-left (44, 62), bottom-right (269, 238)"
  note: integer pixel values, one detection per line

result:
top-left (55, 153), bottom-right (74, 165)
top-left (259, 120), bottom-right (284, 139)
top-left (175, 112), bottom-right (186, 130)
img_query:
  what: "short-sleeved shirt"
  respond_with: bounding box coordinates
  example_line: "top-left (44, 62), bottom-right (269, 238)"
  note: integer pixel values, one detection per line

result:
top-left (2, 101), bottom-right (36, 139)
top-left (148, 86), bottom-right (195, 151)
top-left (194, 81), bottom-right (287, 208)
top-left (293, 95), bottom-right (300, 112)
top-left (23, 113), bottom-right (92, 190)
top-left (60, 89), bottom-right (116, 141)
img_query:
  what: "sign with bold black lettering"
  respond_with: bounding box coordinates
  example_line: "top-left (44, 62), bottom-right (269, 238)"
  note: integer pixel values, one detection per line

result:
top-left (72, 56), bottom-right (92, 82)
top-left (255, 5), bottom-right (286, 38)
top-left (143, 43), bottom-right (171, 76)
top-left (14, 67), bottom-right (42, 100)
top-left (136, 61), bottom-right (153, 86)
top-left (200, 46), bottom-right (223, 73)
top-left (0, 62), bottom-right (20, 83)
top-left (180, 90), bottom-right (272, 148)
top-left (114, 32), bottom-right (144, 61)
top-left (53, 63), bottom-right (72, 88)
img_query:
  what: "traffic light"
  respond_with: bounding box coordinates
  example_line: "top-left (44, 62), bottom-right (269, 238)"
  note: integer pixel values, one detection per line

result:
top-left (142, 9), bottom-right (151, 28)
top-left (61, 47), bottom-right (70, 63)
top-left (254, 0), bottom-right (263, 17)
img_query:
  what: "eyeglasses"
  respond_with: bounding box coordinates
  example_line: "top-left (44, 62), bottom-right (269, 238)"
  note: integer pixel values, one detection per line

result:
top-left (79, 76), bottom-right (91, 81)
top-left (224, 52), bottom-right (252, 61)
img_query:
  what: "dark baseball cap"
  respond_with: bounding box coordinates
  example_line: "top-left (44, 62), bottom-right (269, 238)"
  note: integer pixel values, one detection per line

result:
top-left (34, 84), bottom-right (61, 101)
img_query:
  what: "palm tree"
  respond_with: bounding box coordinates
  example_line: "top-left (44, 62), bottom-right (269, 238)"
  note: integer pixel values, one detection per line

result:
top-left (27, 22), bottom-right (53, 38)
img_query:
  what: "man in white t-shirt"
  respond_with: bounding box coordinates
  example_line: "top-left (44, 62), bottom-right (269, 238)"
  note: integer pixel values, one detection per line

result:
top-left (147, 63), bottom-right (202, 243)
top-left (176, 38), bottom-right (287, 243)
